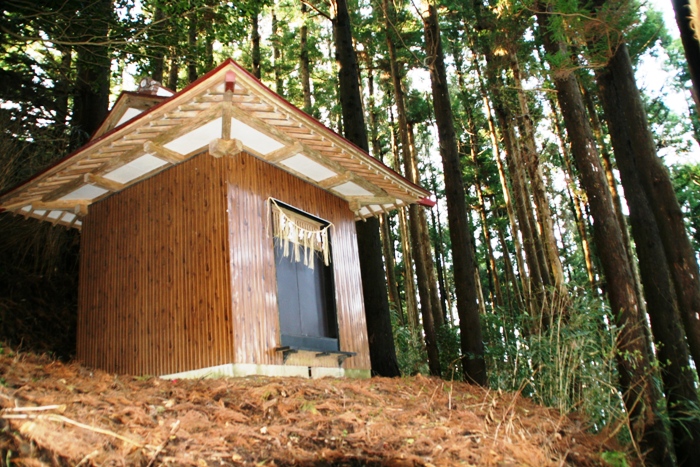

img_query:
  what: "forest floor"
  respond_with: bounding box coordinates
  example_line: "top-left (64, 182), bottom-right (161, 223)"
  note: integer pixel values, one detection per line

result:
top-left (0, 346), bottom-right (626, 466)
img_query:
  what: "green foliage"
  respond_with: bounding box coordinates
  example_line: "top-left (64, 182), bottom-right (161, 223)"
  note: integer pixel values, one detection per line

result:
top-left (393, 322), bottom-right (429, 377)
top-left (601, 451), bottom-right (630, 467)
top-left (644, 93), bottom-right (695, 154)
top-left (436, 324), bottom-right (462, 380)
top-left (670, 163), bottom-right (700, 252)
top-left (665, 39), bottom-right (700, 146)
top-left (483, 289), bottom-right (624, 432)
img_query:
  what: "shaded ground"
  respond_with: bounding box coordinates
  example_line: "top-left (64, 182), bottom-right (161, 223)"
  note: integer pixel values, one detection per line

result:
top-left (0, 346), bottom-right (624, 466)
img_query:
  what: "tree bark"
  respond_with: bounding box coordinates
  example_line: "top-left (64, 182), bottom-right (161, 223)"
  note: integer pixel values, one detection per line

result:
top-left (421, 1), bottom-right (486, 385)
top-left (601, 42), bottom-right (700, 372)
top-left (451, 45), bottom-right (503, 309)
top-left (300, 3), bottom-right (313, 114)
top-left (71, 0), bottom-right (111, 149)
top-left (251, 12), bottom-right (261, 79)
top-left (547, 95), bottom-right (597, 289)
top-left (151, 6), bottom-right (165, 83)
top-left (671, 0), bottom-right (700, 111)
top-left (54, 46), bottom-right (72, 131)
top-left (187, 11), bottom-right (198, 83)
top-left (398, 205), bottom-right (419, 330)
top-left (510, 55), bottom-right (564, 290)
top-left (380, 214), bottom-right (403, 322)
top-left (382, 0), bottom-right (441, 375)
top-left (331, 0), bottom-right (400, 377)
top-left (578, 78), bottom-right (647, 311)
top-left (469, 17), bottom-right (549, 304)
top-left (272, 10), bottom-right (283, 95)
top-left (167, 52), bottom-right (179, 91)
top-left (407, 124), bottom-right (445, 329)
top-left (595, 41), bottom-right (700, 465)
top-left (429, 174), bottom-right (452, 321)
top-left (470, 132), bottom-right (503, 309)
top-left (537, 11), bottom-right (675, 464)
top-left (472, 56), bottom-right (529, 309)
top-left (366, 60), bottom-right (402, 320)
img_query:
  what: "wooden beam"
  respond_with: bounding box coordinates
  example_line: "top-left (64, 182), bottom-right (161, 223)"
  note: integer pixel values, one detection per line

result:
top-left (0, 196), bottom-right (41, 211)
top-left (144, 141), bottom-right (187, 163)
top-left (149, 104), bottom-right (223, 150)
top-left (264, 142), bottom-right (304, 164)
top-left (33, 200), bottom-right (83, 211)
top-left (318, 172), bottom-right (352, 189)
top-left (227, 104), bottom-right (296, 149)
top-left (236, 71), bottom-right (428, 200)
top-left (41, 175), bottom-right (87, 202)
top-left (66, 213), bottom-right (80, 229)
top-left (86, 173), bottom-right (124, 191)
top-left (209, 138), bottom-right (243, 158)
top-left (74, 204), bottom-right (89, 216)
top-left (35, 199), bottom-right (92, 215)
top-left (350, 196), bottom-right (403, 206)
top-left (221, 88), bottom-right (234, 140)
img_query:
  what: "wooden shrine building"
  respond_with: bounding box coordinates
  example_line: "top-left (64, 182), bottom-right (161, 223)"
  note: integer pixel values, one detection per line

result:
top-left (0, 59), bottom-right (433, 379)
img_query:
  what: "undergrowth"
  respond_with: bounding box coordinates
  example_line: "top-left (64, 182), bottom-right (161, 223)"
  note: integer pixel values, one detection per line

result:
top-left (0, 117), bottom-right (79, 360)
top-left (482, 288), bottom-right (624, 432)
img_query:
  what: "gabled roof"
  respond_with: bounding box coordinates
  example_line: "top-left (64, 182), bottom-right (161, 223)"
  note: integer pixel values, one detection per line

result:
top-left (0, 59), bottom-right (433, 229)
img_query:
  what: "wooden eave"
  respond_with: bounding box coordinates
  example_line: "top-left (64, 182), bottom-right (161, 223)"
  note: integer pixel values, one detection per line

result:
top-left (0, 59), bottom-right (433, 230)
top-left (91, 92), bottom-right (169, 140)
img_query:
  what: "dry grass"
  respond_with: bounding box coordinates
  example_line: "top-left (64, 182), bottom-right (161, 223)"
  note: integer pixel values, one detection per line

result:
top-left (0, 346), bottom-right (625, 466)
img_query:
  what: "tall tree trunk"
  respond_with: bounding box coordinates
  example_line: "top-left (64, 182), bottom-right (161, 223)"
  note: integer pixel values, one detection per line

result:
top-left (54, 45), bottom-right (72, 144)
top-left (187, 11), bottom-right (198, 83)
top-left (167, 52), bottom-right (179, 91)
top-left (598, 42), bottom-right (700, 373)
top-left (151, 6), bottom-right (165, 83)
top-left (391, 110), bottom-right (419, 329)
top-left (381, 214), bottom-right (403, 322)
top-left (204, 32), bottom-right (214, 72)
top-left (502, 120), bottom-right (549, 298)
top-left (421, 1), bottom-right (486, 385)
top-left (300, 3), bottom-right (313, 114)
top-left (497, 225), bottom-right (522, 311)
top-left (429, 173), bottom-right (452, 320)
top-left (71, 0), bottom-right (111, 149)
top-left (367, 60), bottom-right (402, 320)
top-left (451, 44), bottom-right (503, 308)
top-left (399, 205), bottom-right (419, 330)
top-left (536, 11), bottom-right (675, 465)
top-left (548, 95), bottom-right (597, 289)
top-left (510, 55), bottom-right (564, 290)
top-left (272, 10), bottom-right (283, 95)
top-left (407, 124), bottom-right (445, 329)
top-left (470, 135), bottom-right (503, 309)
top-left (471, 50), bottom-right (530, 311)
top-left (671, 0), bottom-right (700, 110)
top-left (382, 0), bottom-right (441, 375)
top-left (331, 0), bottom-right (400, 377)
top-left (251, 12), bottom-right (261, 79)
top-left (595, 41), bottom-right (700, 465)
top-left (470, 20), bottom-right (548, 304)
top-left (578, 79), bottom-right (647, 310)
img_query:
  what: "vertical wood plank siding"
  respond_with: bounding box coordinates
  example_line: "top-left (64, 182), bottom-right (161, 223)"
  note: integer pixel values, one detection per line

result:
top-left (77, 151), bottom-right (370, 374)
top-left (225, 152), bottom-right (370, 370)
top-left (78, 153), bottom-right (233, 375)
